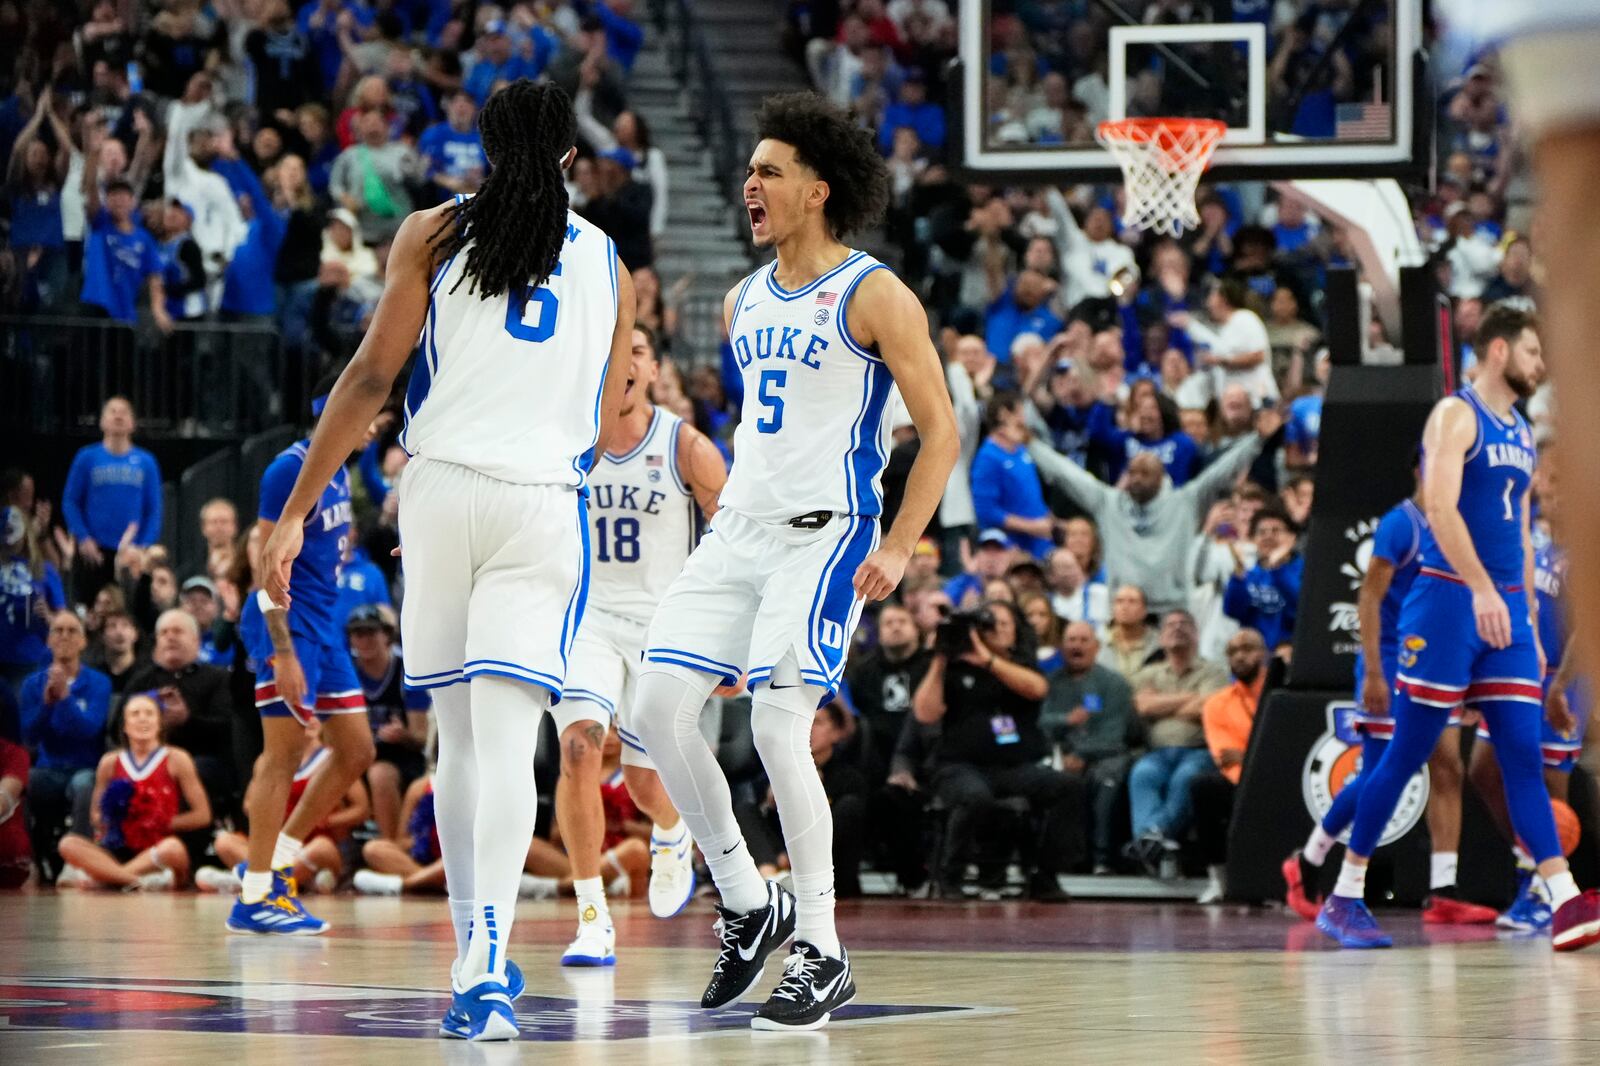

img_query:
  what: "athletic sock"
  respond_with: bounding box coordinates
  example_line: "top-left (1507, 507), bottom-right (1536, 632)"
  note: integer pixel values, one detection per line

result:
top-left (241, 870), bottom-right (272, 904)
top-left (652, 819), bottom-right (686, 845)
top-left (1429, 851), bottom-right (1459, 893)
top-left (1304, 825), bottom-right (1337, 866)
top-left (272, 832), bottom-right (303, 871)
top-left (1332, 859), bottom-right (1368, 900)
top-left (518, 874), bottom-right (557, 899)
top-left (574, 876), bottom-right (608, 919)
top-left (752, 677), bottom-right (839, 957)
top-left (457, 675), bottom-right (545, 983)
top-left (1545, 870), bottom-right (1581, 910)
top-left (631, 666), bottom-right (768, 914)
top-left (448, 898), bottom-right (474, 959)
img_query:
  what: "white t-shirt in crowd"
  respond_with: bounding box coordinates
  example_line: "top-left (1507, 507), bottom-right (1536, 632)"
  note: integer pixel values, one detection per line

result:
top-left (1190, 307), bottom-right (1279, 406)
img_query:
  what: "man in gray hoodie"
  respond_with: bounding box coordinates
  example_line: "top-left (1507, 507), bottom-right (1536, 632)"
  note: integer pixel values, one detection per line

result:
top-left (1025, 407), bottom-right (1280, 614)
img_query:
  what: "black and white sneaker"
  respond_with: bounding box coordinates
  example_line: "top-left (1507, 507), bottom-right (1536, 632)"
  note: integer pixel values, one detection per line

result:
top-left (752, 941), bottom-right (856, 1031)
top-left (700, 881), bottom-right (796, 1009)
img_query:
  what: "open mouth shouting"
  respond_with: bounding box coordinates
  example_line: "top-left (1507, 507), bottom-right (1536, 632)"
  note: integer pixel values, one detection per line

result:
top-left (747, 200), bottom-right (768, 237)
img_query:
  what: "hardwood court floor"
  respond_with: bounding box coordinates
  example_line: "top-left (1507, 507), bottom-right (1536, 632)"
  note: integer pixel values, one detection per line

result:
top-left (4, 892), bottom-right (1600, 1065)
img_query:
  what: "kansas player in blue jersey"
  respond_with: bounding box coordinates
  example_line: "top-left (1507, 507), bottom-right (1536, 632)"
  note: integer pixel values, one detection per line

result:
top-left (1283, 455), bottom-right (1494, 925)
top-left (229, 378), bottom-right (374, 936)
top-left (1470, 442), bottom-right (1591, 930)
top-left (630, 93), bottom-right (958, 1031)
top-left (1318, 305), bottom-right (1600, 952)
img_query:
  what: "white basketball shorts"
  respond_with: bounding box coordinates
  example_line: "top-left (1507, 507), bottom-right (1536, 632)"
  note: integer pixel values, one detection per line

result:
top-left (398, 456), bottom-right (588, 702)
top-left (643, 506), bottom-right (879, 705)
top-left (555, 606), bottom-right (656, 769)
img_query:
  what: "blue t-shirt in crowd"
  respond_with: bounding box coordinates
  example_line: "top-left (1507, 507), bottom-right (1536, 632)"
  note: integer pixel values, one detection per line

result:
top-left (878, 100), bottom-right (946, 153)
top-left (216, 160), bottom-right (287, 316)
top-left (1086, 403), bottom-right (1198, 485)
top-left (80, 210), bottom-right (161, 323)
top-left (334, 545), bottom-right (392, 629)
top-left (985, 283), bottom-right (1063, 366)
top-left (0, 560), bottom-right (65, 667)
top-left (418, 122), bottom-right (488, 183)
top-left (463, 44), bottom-right (551, 105)
top-left (10, 188), bottom-right (64, 249)
top-left (62, 443), bottom-right (162, 548)
top-left (1224, 554), bottom-right (1305, 651)
top-left (970, 437), bottom-right (1054, 559)
top-left (20, 664), bottom-right (112, 771)
top-left (297, 0), bottom-right (375, 90)
top-left (1285, 394), bottom-right (1323, 455)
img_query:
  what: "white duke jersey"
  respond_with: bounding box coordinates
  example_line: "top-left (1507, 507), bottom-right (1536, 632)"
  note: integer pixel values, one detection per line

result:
top-left (718, 250), bottom-right (900, 523)
top-left (399, 206), bottom-right (619, 487)
top-left (586, 407), bottom-right (697, 622)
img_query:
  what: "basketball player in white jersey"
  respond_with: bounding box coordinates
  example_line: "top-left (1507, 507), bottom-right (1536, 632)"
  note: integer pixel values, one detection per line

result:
top-left (629, 93), bottom-right (959, 1031)
top-left (552, 322), bottom-right (727, 967)
top-left (261, 81), bottom-right (634, 1042)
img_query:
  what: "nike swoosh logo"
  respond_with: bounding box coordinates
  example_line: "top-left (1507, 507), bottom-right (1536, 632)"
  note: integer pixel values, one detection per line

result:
top-left (813, 968), bottom-right (848, 1002)
top-left (721, 843), bottom-right (739, 855)
top-left (743, 302), bottom-right (761, 312)
top-left (769, 683), bottom-right (799, 690)
top-left (732, 902), bottom-right (777, 960)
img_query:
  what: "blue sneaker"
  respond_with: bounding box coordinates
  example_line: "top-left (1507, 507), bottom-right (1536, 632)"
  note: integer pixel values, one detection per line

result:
top-left (452, 959), bottom-right (525, 1000)
top-left (1497, 869), bottom-right (1553, 932)
top-left (1316, 895), bottom-right (1393, 949)
top-left (229, 865), bottom-right (328, 932)
top-left (226, 893), bottom-right (330, 936)
top-left (439, 978), bottom-right (518, 1041)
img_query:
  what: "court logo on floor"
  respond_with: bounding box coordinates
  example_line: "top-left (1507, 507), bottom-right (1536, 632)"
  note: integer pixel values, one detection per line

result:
top-left (1302, 700), bottom-right (1428, 848)
top-left (0, 976), bottom-right (985, 1040)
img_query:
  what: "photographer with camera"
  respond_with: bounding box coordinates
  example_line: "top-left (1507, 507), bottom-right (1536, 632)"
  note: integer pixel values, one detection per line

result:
top-left (913, 600), bottom-right (1083, 901)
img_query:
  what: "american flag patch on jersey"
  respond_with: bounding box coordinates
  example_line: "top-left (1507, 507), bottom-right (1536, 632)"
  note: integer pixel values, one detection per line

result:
top-left (816, 291), bottom-right (838, 306)
top-left (647, 455), bottom-right (662, 467)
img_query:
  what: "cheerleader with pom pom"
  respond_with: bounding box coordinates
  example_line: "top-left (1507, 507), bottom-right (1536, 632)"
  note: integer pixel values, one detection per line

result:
top-left (57, 692), bottom-right (211, 889)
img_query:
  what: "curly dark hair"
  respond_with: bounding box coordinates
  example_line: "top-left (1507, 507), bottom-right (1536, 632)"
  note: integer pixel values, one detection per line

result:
top-left (429, 79), bottom-right (575, 300)
top-left (755, 92), bottom-right (890, 241)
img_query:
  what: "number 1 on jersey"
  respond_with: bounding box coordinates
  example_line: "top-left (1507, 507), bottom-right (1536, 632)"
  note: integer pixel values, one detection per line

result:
top-left (1502, 477), bottom-right (1515, 522)
top-left (757, 369), bottom-right (787, 434)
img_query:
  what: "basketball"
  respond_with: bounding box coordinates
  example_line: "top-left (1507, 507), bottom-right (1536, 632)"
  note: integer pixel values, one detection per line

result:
top-left (1554, 799), bottom-right (1583, 856)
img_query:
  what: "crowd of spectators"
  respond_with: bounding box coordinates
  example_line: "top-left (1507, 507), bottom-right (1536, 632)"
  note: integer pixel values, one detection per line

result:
top-left (0, 0), bottom-right (1553, 902)
top-left (1, 0), bottom-right (687, 417)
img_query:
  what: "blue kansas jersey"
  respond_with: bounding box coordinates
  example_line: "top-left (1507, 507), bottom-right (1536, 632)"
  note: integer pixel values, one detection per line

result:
top-left (255, 440), bottom-right (353, 645)
top-left (1534, 534), bottom-right (1567, 672)
top-left (1418, 386), bottom-right (1535, 586)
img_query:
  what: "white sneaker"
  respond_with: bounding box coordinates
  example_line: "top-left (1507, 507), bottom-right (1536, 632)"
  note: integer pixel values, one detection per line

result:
top-left (519, 873), bottom-right (558, 899)
top-left (194, 866), bottom-right (242, 894)
top-left (560, 902), bottom-right (616, 967)
top-left (137, 868), bottom-right (176, 892)
top-left (648, 825), bottom-right (696, 918)
top-left (55, 865), bottom-right (92, 889)
top-left (354, 870), bottom-right (403, 896)
top-left (313, 868), bottom-right (337, 894)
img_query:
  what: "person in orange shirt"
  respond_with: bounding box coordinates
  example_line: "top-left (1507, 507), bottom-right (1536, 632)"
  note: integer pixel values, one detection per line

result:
top-left (1192, 628), bottom-right (1268, 903)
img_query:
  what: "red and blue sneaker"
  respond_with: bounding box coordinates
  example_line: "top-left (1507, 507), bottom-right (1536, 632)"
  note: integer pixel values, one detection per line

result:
top-left (1316, 894), bottom-right (1393, 949)
top-left (1552, 889), bottom-right (1600, 952)
top-left (1281, 851), bottom-right (1321, 922)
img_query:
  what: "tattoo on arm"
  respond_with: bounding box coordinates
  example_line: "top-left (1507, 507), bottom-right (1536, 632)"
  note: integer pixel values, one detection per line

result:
top-left (265, 607), bottom-right (295, 657)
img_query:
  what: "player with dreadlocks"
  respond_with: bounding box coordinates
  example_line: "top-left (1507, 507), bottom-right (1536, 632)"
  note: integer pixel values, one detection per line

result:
top-left (261, 79), bottom-right (635, 1042)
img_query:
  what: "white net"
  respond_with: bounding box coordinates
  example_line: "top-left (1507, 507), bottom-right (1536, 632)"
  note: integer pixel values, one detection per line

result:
top-left (1095, 119), bottom-right (1226, 238)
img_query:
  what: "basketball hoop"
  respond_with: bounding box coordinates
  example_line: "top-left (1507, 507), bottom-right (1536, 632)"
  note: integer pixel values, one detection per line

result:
top-left (1096, 118), bottom-right (1227, 238)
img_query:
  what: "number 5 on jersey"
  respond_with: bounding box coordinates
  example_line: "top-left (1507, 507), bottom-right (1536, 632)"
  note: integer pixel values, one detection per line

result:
top-left (757, 369), bottom-right (786, 434)
top-left (504, 262), bottom-right (564, 343)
